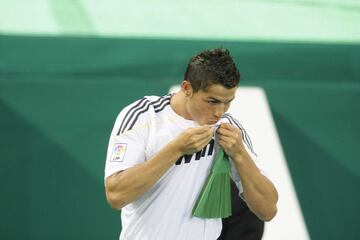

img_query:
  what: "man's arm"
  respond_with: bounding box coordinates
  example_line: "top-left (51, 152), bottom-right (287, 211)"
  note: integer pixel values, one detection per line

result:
top-left (105, 126), bottom-right (214, 209)
top-left (217, 123), bottom-right (278, 221)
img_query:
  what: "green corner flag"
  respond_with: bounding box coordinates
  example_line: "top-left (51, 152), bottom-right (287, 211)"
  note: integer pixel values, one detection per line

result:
top-left (192, 147), bottom-right (232, 218)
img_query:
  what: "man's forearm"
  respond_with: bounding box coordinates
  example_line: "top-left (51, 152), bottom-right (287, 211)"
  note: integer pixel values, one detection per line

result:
top-left (232, 152), bottom-right (278, 221)
top-left (106, 141), bottom-right (182, 209)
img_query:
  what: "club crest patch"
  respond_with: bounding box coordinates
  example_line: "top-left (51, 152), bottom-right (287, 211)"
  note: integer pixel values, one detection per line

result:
top-left (111, 143), bottom-right (127, 162)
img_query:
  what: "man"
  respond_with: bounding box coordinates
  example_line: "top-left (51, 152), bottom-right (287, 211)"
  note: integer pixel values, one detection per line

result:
top-left (104, 48), bottom-right (278, 240)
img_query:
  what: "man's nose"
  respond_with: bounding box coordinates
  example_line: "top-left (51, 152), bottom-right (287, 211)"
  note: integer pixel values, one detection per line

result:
top-left (214, 105), bottom-right (225, 118)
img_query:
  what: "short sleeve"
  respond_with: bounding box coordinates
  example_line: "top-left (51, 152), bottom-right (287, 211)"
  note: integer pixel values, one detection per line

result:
top-left (104, 99), bottom-right (149, 183)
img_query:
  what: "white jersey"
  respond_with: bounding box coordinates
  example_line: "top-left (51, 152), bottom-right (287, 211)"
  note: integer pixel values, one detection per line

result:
top-left (104, 94), bottom-right (264, 240)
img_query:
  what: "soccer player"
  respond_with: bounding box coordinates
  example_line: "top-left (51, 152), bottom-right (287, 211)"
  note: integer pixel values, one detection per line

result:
top-left (104, 48), bottom-right (278, 240)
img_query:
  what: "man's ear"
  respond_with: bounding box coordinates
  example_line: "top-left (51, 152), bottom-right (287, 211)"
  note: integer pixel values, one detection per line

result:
top-left (181, 80), bottom-right (193, 96)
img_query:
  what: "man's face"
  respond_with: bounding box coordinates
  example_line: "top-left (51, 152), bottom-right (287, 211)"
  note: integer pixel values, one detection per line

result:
top-left (186, 84), bottom-right (237, 125)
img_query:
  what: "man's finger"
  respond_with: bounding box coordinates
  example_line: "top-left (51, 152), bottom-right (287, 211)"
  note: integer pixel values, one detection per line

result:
top-left (195, 128), bottom-right (214, 141)
top-left (220, 123), bottom-right (237, 130)
top-left (197, 134), bottom-right (215, 149)
top-left (190, 125), bottom-right (212, 134)
top-left (217, 126), bottom-right (239, 137)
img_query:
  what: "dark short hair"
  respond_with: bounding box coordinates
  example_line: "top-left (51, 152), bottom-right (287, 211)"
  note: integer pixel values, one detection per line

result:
top-left (184, 48), bottom-right (240, 92)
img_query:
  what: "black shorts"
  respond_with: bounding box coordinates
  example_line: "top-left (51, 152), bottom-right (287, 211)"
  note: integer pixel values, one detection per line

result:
top-left (217, 181), bottom-right (264, 240)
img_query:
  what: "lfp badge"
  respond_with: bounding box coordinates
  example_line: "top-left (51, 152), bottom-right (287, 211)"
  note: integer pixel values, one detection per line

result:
top-left (111, 143), bottom-right (127, 162)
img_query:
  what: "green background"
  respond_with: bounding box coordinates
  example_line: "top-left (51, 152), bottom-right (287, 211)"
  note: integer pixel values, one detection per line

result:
top-left (1, 35), bottom-right (359, 239)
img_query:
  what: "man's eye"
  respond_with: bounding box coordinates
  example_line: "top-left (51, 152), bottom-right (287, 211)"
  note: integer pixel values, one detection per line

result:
top-left (207, 101), bottom-right (218, 105)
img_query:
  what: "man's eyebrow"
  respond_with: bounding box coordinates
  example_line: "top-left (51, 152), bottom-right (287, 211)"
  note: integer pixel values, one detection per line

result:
top-left (206, 97), bottom-right (235, 103)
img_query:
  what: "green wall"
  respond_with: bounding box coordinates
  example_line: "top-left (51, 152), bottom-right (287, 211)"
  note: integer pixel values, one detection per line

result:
top-left (0, 35), bottom-right (359, 239)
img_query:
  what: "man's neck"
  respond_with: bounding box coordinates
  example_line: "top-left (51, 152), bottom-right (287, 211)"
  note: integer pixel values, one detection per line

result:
top-left (170, 92), bottom-right (192, 120)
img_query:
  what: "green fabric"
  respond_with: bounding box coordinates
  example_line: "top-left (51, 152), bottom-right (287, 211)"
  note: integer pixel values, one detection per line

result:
top-left (193, 148), bottom-right (232, 218)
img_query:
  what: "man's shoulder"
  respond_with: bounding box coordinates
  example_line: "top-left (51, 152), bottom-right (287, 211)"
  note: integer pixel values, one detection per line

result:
top-left (124, 94), bottom-right (171, 110)
top-left (115, 94), bottom-right (171, 135)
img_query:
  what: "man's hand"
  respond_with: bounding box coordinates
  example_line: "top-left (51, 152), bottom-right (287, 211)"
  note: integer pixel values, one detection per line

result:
top-left (216, 123), bottom-right (246, 159)
top-left (173, 126), bottom-right (214, 155)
